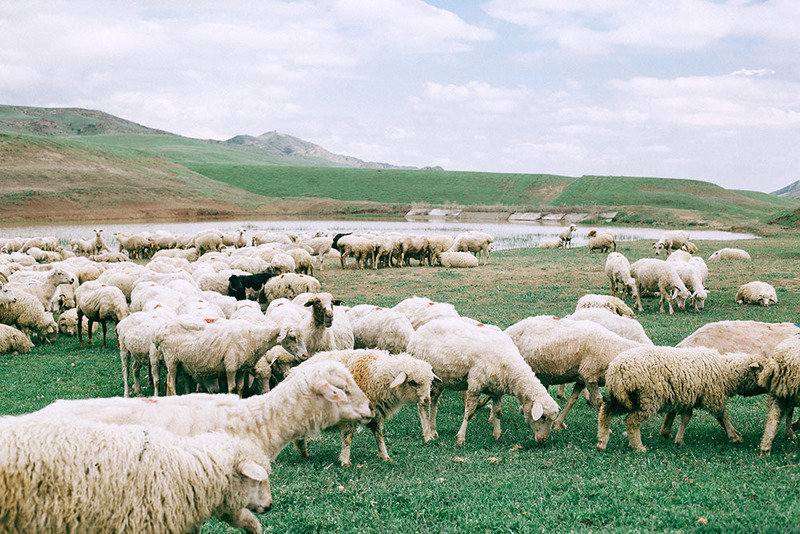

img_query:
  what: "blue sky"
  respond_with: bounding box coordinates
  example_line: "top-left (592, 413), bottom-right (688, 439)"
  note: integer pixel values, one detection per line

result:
top-left (1, 0), bottom-right (798, 192)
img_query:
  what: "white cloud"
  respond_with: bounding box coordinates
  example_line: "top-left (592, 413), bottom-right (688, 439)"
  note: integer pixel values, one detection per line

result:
top-left (420, 81), bottom-right (527, 115)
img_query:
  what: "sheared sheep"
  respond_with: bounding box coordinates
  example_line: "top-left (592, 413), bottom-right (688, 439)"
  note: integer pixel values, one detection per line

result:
top-left (439, 251), bottom-right (479, 268)
top-left (75, 281), bottom-right (130, 349)
top-left (708, 248), bottom-right (751, 261)
top-left (653, 230), bottom-right (690, 255)
top-left (736, 281), bottom-right (777, 307)
top-left (450, 231), bottom-right (494, 264)
top-left (575, 294), bottom-right (635, 318)
top-left (604, 252), bottom-right (638, 301)
top-left (630, 259), bottom-right (691, 315)
top-left (558, 224), bottom-right (577, 249)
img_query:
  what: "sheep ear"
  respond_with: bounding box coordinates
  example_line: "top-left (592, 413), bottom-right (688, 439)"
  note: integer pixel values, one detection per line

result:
top-left (313, 381), bottom-right (348, 403)
top-left (531, 401), bottom-right (544, 421)
top-left (432, 373), bottom-right (443, 384)
top-left (277, 326), bottom-right (288, 343)
top-left (671, 289), bottom-right (679, 300)
top-left (332, 299), bottom-right (344, 306)
top-left (750, 362), bottom-right (761, 369)
top-left (238, 461), bottom-right (269, 482)
top-left (389, 372), bottom-right (407, 389)
top-left (304, 299), bottom-right (317, 307)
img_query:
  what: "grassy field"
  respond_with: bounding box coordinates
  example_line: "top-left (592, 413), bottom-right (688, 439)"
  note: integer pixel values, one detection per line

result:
top-left (1, 232), bottom-right (799, 532)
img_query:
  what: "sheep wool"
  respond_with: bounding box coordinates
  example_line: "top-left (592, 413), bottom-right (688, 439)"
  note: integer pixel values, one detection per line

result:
top-left (567, 307), bottom-right (653, 345)
top-left (352, 307), bottom-right (414, 353)
top-left (708, 248), bottom-right (751, 261)
top-left (439, 251), bottom-right (479, 268)
top-left (736, 281), bottom-right (777, 307)
top-left (757, 334), bottom-right (800, 455)
top-left (0, 324), bottom-right (33, 354)
top-left (676, 320), bottom-right (799, 356)
top-left (393, 296), bottom-right (460, 330)
top-left (575, 293), bottom-right (635, 318)
top-left (75, 281), bottom-right (130, 349)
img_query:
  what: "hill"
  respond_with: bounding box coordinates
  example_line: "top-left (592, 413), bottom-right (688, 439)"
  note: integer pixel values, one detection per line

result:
top-left (771, 180), bottom-right (800, 199)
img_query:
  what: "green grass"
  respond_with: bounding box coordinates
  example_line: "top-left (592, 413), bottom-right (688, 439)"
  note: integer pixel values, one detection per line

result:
top-left (2, 233), bottom-right (800, 532)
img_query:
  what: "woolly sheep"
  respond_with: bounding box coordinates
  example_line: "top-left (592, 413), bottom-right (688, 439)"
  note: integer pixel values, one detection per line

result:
top-left (708, 247), bottom-right (751, 261)
top-left (558, 224), bottom-right (577, 249)
top-left (352, 307), bottom-right (415, 353)
top-left (7, 267), bottom-right (77, 308)
top-left (757, 335), bottom-right (800, 455)
top-left (682, 241), bottom-right (699, 254)
top-left (630, 259), bottom-right (691, 315)
top-left (575, 294), bottom-right (635, 318)
top-left (193, 230), bottom-right (224, 255)
top-left (399, 234), bottom-right (427, 267)
top-left (671, 261), bottom-right (709, 311)
top-left (117, 307), bottom-right (178, 397)
top-left (604, 252), bottom-right (638, 301)
top-left (567, 307), bottom-right (653, 345)
top-left (537, 238), bottom-right (562, 249)
top-left (586, 232), bottom-right (616, 254)
top-left (286, 247), bottom-right (314, 275)
top-left (75, 281), bottom-right (130, 349)
top-left (408, 318), bottom-right (560, 446)
top-left (337, 234), bottom-right (376, 270)
top-left (57, 308), bottom-right (98, 336)
top-left (294, 349), bottom-right (436, 466)
top-left (676, 321), bottom-right (800, 356)
top-left (269, 252), bottom-right (296, 275)
top-left (450, 231), bottom-right (494, 264)
top-left (652, 230), bottom-right (690, 255)
top-left (0, 418), bottom-right (271, 534)
top-left (666, 249), bottom-right (692, 263)
top-left (288, 292), bottom-right (351, 355)
top-left (263, 273), bottom-right (321, 304)
top-left (597, 346), bottom-right (765, 452)
top-left (425, 234), bottom-right (455, 265)
top-left (736, 281), bottom-right (777, 307)
top-left (393, 296), bottom-right (460, 330)
top-left (439, 251), bottom-right (479, 268)
top-left (0, 324), bottom-right (33, 354)
top-left (0, 287), bottom-right (58, 344)
top-left (505, 315), bottom-right (641, 430)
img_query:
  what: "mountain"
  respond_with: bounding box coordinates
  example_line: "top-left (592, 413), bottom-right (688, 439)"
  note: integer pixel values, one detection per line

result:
top-left (771, 180), bottom-right (800, 199)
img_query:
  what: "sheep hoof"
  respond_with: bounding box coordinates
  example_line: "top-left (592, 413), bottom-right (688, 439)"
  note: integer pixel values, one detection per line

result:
top-left (455, 436), bottom-right (466, 447)
top-left (554, 422), bottom-right (567, 432)
top-left (596, 443), bottom-right (607, 452)
top-left (731, 434), bottom-right (744, 444)
top-left (759, 448), bottom-right (771, 457)
top-left (660, 430), bottom-right (672, 440)
top-left (633, 446), bottom-right (647, 453)
top-left (383, 456), bottom-right (393, 463)
top-left (674, 439), bottom-right (685, 446)
top-left (340, 460), bottom-right (351, 467)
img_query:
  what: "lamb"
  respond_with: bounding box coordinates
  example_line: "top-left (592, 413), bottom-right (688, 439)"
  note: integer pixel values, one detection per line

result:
top-left (604, 252), bottom-right (638, 300)
top-left (7, 267), bottom-right (77, 308)
top-left (439, 251), bottom-right (479, 268)
top-left (408, 318), bottom-right (560, 446)
top-left (425, 234), bottom-right (455, 265)
top-left (117, 306), bottom-right (178, 397)
top-left (0, 324), bottom-right (33, 354)
top-left (76, 281), bottom-right (130, 349)
top-left (450, 231), bottom-right (494, 264)
top-left (293, 349), bottom-right (437, 466)
top-left (757, 335), bottom-right (800, 456)
top-left (0, 286), bottom-right (58, 344)
top-left (596, 346), bottom-right (765, 452)
top-left (736, 281), bottom-right (777, 307)
top-left (32, 359), bottom-right (373, 463)
top-left (586, 232), bottom-right (616, 253)
top-left (352, 307), bottom-right (415, 353)
top-left (652, 230), bottom-right (690, 255)
top-left (558, 224), bottom-right (578, 249)
top-left (393, 295), bottom-right (460, 329)
top-left (567, 307), bottom-right (653, 345)
top-left (708, 247), bottom-right (751, 261)
top-left (262, 273), bottom-right (321, 304)
top-left (0, 418), bottom-right (271, 534)
top-left (57, 308), bottom-right (98, 336)
top-left (630, 259), bottom-right (691, 315)
top-left (575, 294), bottom-right (635, 318)
top-left (537, 238), bottom-right (562, 249)
top-left (505, 315), bottom-right (641, 430)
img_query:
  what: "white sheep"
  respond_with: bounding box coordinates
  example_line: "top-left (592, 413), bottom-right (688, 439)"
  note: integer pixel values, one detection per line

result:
top-left (708, 247), bottom-right (751, 261)
top-left (630, 259), bottom-right (691, 315)
top-left (652, 230), bottom-right (690, 255)
top-left (586, 232), bottom-right (616, 254)
top-left (286, 247), bottom-right (314, 275)
top-left (393, 295), bottom-right (460, 330)
top-left (505, 315), bottom-right (641, 430)
top-left (269, 252), bottom-right (296, 275)
top-left (757, 334), bottom-right (800, 456)
top-left (666, 249), bottom-right (692, 263)
top-left (537, 238), bottom-right (562, 249)
top-left (558, 224), bottom-right (577, 249)
top-left (604, 252), bottom-right (638, 301)
top-left (671, 260), bottom-right (709, 311)
top-left (439, 250), bottom-right (479, 268)
top-left (399, 234), bottom-right (428, 267)
top-left (425, 234), bottom-right (455, 265)
top-left (193, 230), bottom-right (224, 255)
top-left (57, 308), bottom-right (98, 336)
top-left (0, 324), bottom-right (33, 354)
top-left (7, 267), bottom-right (77, 308)
top-left (567, 307), bottom-right (653, 345)
top-left (263, 273), bottom-right (321, 304)
top-left (75, 281), bottom-right (130, 349)
top-left (352, 307), bottom-right (415, 353)
top-left (117, 306), bottom-right (178, 397)
top-left (736, 281), bottom-right (777, 307)
top-left (307, 235), bottom-right (334, 270)
top-left (597, 346), bottom-right (765, 452)
top-left (450, 231), bottom-right (494, 264)
top-left (0, 418), bottom-right (271, 534)
top-left (337, 234), bottom-right (376, 270)
top-left (0, 286), bottom-right (58, 344)
top-left (408, 318), bottom-right (560, 446)
top-left (222, 227), bottom-right (247, 248)
top-left (293, 349), bottom-right (437, 466)
top-left (676, 321), bottom-right (800, 356)
top-left (575, 294), bottom-right (635, 318)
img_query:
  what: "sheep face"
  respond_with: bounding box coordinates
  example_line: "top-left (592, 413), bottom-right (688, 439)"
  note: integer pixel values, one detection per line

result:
top-left (389, 364), bottom-right (435, 407)
top-left (304, 296), bottom-right (336, 328)
top-left (237, 460), bottom-right (272, 513)
top-left (310, 370), bottom-right (374, 425)
top-left (671, 287), bottom-right (691, 311)
top-left (653, 241), bottom-right (665, 255)
top-left (692, 289), bottom-right (708, 311)
top-left (761, 295), bottom-right (777, 307)
top-left (520, 397), bottom-right (558, 444)
top-left (0, 286), bottom-right (17, 305)
top-left (278, 325), bottom-right (307, 360)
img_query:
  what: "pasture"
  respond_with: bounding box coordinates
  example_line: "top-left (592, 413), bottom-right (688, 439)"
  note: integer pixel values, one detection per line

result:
top-left (1, 233), bottom-right (799, 532)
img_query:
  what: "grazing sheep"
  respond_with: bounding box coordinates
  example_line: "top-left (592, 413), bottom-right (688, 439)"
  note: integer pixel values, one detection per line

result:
top-left (708, 247), bottom-right (751, 261)
top-left (604, 252), bottom-right (638, 301)
top-left (630, 259), bottom-right (691, 315)
top-left (308, 235), bottom-right (334, 270)
top-left (228, 271), bottom-right (279, 302)
top-left (537, 238), bottom-right (562, 249)
top-left (439, 251), bottom-right (479, 268)
top-left (7, 267), bottom-right (77, 308)
top-left (263, 273), bottom-right (321, 304)
top-left (399, 235), bottom-right (428, 267)
top-left (114, 232), bottom-right (156, 259)
top-left (671, 261), bottom-right (709, 311)
top-left (586, 232), bottom-right (616, 254)
top-left (575, 294), bottom-right (635, 318)
top-left (682, 241), bottom-right (698, 254)
top-left (558, 224), bottom-right (578, 249)
top-left (393, 296), bottom-right (460, 330)
top-left (451, 231), bottom-right (494, 264)
top-left (0, 287), bottom-right (58, 344)
top-left (75, 281), bottom-right (130, 349)
top-left (286, 248), bottom-right (314, 275)
top-left (736, 281), bottom-right (777, 307)
top-left (408, 318), bottom-right (560, 446)
top-left (652, 230), bottom-right (690, 255)
top-left (336, 234), bottom-right (376, 270)
top-left (757, 335), bottom-right (800, 456)
top-left (0, 418), bottom-right (271, 534)
top-left (597, 346), bottom-right (765, 452)
top-left (505, 315), bottom-right (641, 430)
top-left (117, 307), bottom-right (178, 397)
top-left (352, 307), bottom-right (415, 353)
top-left (269, 252), bottom-right (296, 275)
top-left (57, 308), bottom-right (98, 336)
top-left (193, 230), bottom-right (224, 256)
top-left (294, 349), bottom-right (437, 466)
top-left (0, 324), bottom-right (33, 354)
top-left (567, 307), bottom-right (653, 345)
top-left (677, 321), bottom-right (800, 356)
top-left (425, 234), bottom-right (455, 266)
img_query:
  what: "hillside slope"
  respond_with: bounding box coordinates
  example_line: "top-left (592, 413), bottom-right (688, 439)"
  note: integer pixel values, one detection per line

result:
top-left (771, 180), bottom-right (800, 199)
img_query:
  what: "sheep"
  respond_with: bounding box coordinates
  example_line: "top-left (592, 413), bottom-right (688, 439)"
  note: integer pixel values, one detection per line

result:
top-left (537, 238), bottom-right (562, 249)
top-left (596, 346), bottom-right (765, 452)
top-left (352, 307), bottom-right (415, 353)
top-left (0, 287), bottom-right (58, 344)
top-left (505, 315), bottom-right (641, 430)
top-left (736, 281), bottom-right (777, 307)
top-left (575, 294), bottom-right (635, 318)
top-left (399, 234), bottom-right (428, 267)
top-left (7, 267), bottom-right (77, 308)
top-left (567, 307), bottom-right (653, 345)
top-left (114, 232), bottom-right (156, 259)
top-left (222, 227), bottom-right (247, 248)
top-left (757, 335), bottom-right (800, 456)
top-left (57, 308), bottom-right (98, 336)
top-left (671, 261), bottom-right (709, 311)
top-left (337, 234), bottom-right (376, 269)
top-left (286, 247), bottom-right (314, 275)
top-left (263, 273), bottom-right (321, 304)
top-left (228, 271), bottom-right (279, 301)
top-left (32, 359), bottom-right (373, 463)
top-left (408, 318), bottom-right (560, 446)
top-left (0, 418), bottom-right (271, 534)
top-left (450, 231), bottom-right (494, 264)
top-left (677, 321), bottom-right (800, 356)
top-left (586, 232), bottom-right (616, 253)
top-left (439, 251), bottom-right (479, 268)
top-left (558, 224), bottom-right (577, 249)
top-left (193, 230), bottom-right (224, 255)
top-left (0, 324), bottom-right (33, 354)
top-left (425, 234), bottom-right (455, 266)
top-left (252, 231), bottom-right (292, 246)
top-left (293, 349), bottom-right (437, 466)
top-left (75, 281), bottom-right (130, 349)
top-left (604, 252), bottom-right (638, 301)
top-left (69, 236), bottom-right (96, 256)
top-left (269, 252), bottom-right (296, 275)
top-left (652, 230), bottom-right (690, 255)
top-left (708, 247), bottom-right (751, 261)
top-left (307, 235), bottom-right (334, 270)
top-left (117, 307), bottom-right (178, 397)
top-left (630, 259), bottom-right (691, 315)
top-left (393, 295), bottom-right (460, 330)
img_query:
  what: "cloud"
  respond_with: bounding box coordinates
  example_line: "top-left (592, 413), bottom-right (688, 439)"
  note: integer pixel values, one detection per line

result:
top-left (419, 81), bottom-right (528, 115)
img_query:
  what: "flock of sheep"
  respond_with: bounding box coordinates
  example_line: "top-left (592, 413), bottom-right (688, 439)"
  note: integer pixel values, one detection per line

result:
top-left (0, 224), bottom-right (796, 533)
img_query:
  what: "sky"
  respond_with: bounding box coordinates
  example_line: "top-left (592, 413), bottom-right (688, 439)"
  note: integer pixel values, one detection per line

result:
top-left (1, 0), bottom-right (799, 193)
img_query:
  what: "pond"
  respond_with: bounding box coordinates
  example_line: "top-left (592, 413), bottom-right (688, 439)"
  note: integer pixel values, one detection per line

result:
top-left (0, 219), bottom-right (757, 251)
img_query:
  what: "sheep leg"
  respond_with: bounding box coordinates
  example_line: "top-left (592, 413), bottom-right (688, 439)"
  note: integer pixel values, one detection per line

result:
top-left (86, 318), bottom-right (95, 346)
top-left (77, 309), bottom-right (84, 347)
top-left (714, 409), bottom-right (742, 443)
top-left (100, 320), bottom-right (108, 349)
top-left (596, 402), bottom-right (613, 451)
top-left (455, 390), bottom-right (480, 446)
top-left (786, 406), bottom-right (798, 438)
top-left (610, 280), bottom-right (618, 298)
top-left (225, 368), bottom-right (239, 396)
top-left (420, 384), bottom-right (443, 441)
top-left (634, 286), bottom-right (644, 312)
top-left (585, 381), bottom-right (603, 410)
top-left (338, 422), bottom-right (356, 467)
top-left (674, 411), bottom-right (693, 445)
top-left (556, 384), bottom-right (567, 401)
top-left (660, 413), bottom-right (676, 439)
top-left (132, 359), bottom-right (144, 397)
top-left (624, 411), bottom-right (649, 453)
top-left (120, 349), bottom-right (131, 398)
top-left (554, 383), bottom-right (585, 431)
top-left (293, 438), bottom-right (310, 458)
top-left (489, 395), bottom-right (503, 440)
top-left (760, 396), bottom-right (785, 456)
top-left (367, 419), bottom-right (392, 462)
top-left (220, 508), bottom-right (261, 534)
top-left (165, 358), bottom-right (179, 396)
